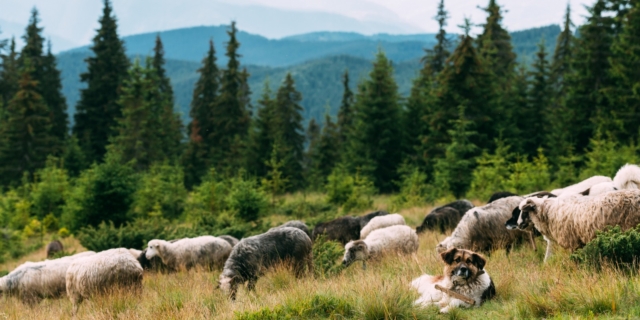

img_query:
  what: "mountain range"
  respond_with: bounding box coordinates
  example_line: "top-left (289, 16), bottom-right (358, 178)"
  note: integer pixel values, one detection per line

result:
top-left (55, 24), bottom-right (561, 126)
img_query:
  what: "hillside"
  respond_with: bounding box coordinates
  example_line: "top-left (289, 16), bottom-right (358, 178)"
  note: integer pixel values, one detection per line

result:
top-left (57, 25), bottom-right (561, 126)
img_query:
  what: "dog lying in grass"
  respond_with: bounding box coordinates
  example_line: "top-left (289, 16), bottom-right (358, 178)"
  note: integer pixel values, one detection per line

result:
top-left (411, 248), bottom-right (495, 313)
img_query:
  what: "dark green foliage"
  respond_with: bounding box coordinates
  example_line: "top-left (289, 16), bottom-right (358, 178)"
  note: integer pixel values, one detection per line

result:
top-left (579, 132), bottom-right (639, 179)
top-left (345, 51), bottom-right (403, 192)
top-left (73, 0), bottom-right (130, 164)
top-left (0, 38), bottom-right (19, 110)
top-left (305, 115), bottom-right (340, 190)
top-left (247, 81), bottom-right (276, 178)
top-left (41, 43), bottom-right (69, 147)
top-left (571, 225), bottom-right (640, 271)
top-left (477, 0), bottom-right (516, 79)
top-left (61, 151), bottom-right (138, 231)
top-left (62, 135), bottom-right (87, 177)
top-left (77, 219), bottom-right (169, 251)
top-left (336, 70), bottom-right (354, 152)
top-left (131, 163), bottom-right (187, 220)
top-left (235, 294), bottom-right (354, 320)
top-left (273, 198), bottom-right (336, 219)
top-left (325, 165), bottom-right (375, 213)
top-left (0, 58), bottom-right (56, 186)
top-left (226, 174), bottom-right (268, 222)
top-left (18, 9), bottom-right (45, 86)
top-left (523, 41), bottom-right (551, 157)
top-left (423, 0), bottom-right (451, 75)
top-left (312, 235), bottom-right (344, 278)
top-left (29, 157), bottom-right (69, 220)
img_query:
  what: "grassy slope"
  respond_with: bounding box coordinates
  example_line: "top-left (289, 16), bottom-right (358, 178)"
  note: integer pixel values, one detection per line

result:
top-left (2, 198), bottom-right (640, 319)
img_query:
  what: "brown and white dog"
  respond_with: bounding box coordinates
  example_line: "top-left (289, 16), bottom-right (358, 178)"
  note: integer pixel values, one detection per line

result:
top-left (411, 248), bottom-right (495, 313)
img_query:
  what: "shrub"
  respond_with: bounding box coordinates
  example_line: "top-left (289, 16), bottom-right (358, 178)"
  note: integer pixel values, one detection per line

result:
top-left (131, 163), bottom-right (187, 220)
top-left (326, 166), bottom-right (375, 213)
top-left (29, 157), bottom-right (70, 220)
top-left (76, 219), bottom-right (170, 251)
top-left (22, 219), bottom-right (43, 238)
top-left (312, 235), bottom-right (344, 278)
top-left (468, 140), bottom-right (513, 200)
top-left (571, 225), bottom-right (640, 271)
top-left (42, 213), bottom-right (59, 232)
top-left (505, 149), bottom-right (551, 195)
top-left (391, 164), bottom-right (432, 210)
top-left (235, 294), bottom-right (354, 320)
top-left (227, 175), bottom-right (268, 222)
top-left (183, 169), bottom-right (228, 223)
top-left (341, 171), bottom-right (375, 214)
top-left (274, 198), bottom-right (336, 219)
top-left (58, 227), bottom-right (70, 238)
top-left (580, 132), bottom-right (639, 180)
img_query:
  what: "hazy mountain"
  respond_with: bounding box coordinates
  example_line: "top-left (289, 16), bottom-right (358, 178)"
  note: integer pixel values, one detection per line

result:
top-left (0, 18), bottom-right (81, 52)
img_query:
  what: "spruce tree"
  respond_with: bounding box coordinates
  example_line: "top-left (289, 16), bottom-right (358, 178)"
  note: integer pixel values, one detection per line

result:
top-left (18, 9), bottom-right (45, 84)
top-left (316, 114), bottom-right (340, 182)
top-left (0, 38), bottom-right (19, 111)
top-left (423, 0), bottom-right (451, 75)
top-left (273, 73), bottom-right (305, 189)
top-left (346, 50), bottom-right (403, 192)
top-left (182, 39), bottom-right (219, 188)
top-left (503, 65), bottom-right (528, 154)
top-left (73, 0), bottom-right (129, 164)
top-left (247, 81), bottom-right (276, 178)
top-left (41, 41), bottom-right (68, 146)
top-left (0, 58), bottom-right (55, 186)
top-left (477, 0), bottom-right (516, 79)
top-left (304, 118), bottom-right (321, 189)
top-left (337, 70), bottom-right (354, 150)
top-left (523, 41), bottom-right (551, 156)
top-left (551, 4), bottom-right (574, 96)
top-left (210, 22), bottom-right (250, 170)
top-left (152, 35), bottom-right (174, 101)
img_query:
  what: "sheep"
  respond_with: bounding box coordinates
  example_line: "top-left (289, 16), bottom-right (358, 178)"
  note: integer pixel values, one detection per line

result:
top-left (437, 196), bottom-right (529, 255)
top-left (343, 225), bottom-right (419, 269)
top-left (360, 213), bottom-right (406, 239)
top-left (128, 248), bottom-right (142, 258)
top-left (218, 227), bottom-right (313, 300)
top-left (487, 192), bottom-right (517, 203)
top-left (416, 200), bottom-right (474, 234)
top-left (45, 240), bottom-right (63, 258)
top-left (269, 220), bottom-right (311, 238)
top-left (550, 175), bottom-right (611, 196)
top-left (137, 238), bottom-right (182, 273)
top-left (580, 164), bottom-right (640, 196)
top-left (312, 216), bottom-right (361, 244)
top-left (145, 236), bottom-right (232, 271)
top-left (518, 189), bottom-right (640, 262)
top-left (66, 248), bottom-right (143, 315)
top-left (0, 251), bottom-right (96, 305)
top-left (218, 235), bottom-right (240, 247)
top-left (358, 210), bottom-right (389, 229)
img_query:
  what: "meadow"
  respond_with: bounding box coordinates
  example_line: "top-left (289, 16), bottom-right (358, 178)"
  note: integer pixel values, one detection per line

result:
top-left (2, 196), bottom-right (640, 320)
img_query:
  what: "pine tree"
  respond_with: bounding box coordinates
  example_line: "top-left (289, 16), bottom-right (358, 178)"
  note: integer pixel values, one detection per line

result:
top-left (0, 58), bottom-right (55, 186)
top-left (304, 118), bottom-right (322, 189)
top-left (336, 70), bottom-right (354, 151)
top-left (18, 9), bottom-right (45, 84)
top-left (73, 0), bottom-right (130, 164)
top-left (551, 4), bottom-right (574, 96)
top-left (41, 41), bottom-right (68, 146)
top-left (247, 81), bottom-right (276, 178)
top-left (152, 35), bottom-right (174, 101)
top-left (316, 114), bottom-right (340, 182)
top-left (523, 41), bottom-right (551, 156)
top-left (503, 65), bottom-right (528, 154)
top-left (0, 38), bottom-right (19, 111)
top-left (477, 0), bottom-right (516, 79)
top-left (182, 39), bottom-right (219, 188)
top-left (210, 22), bottom-right (250, 170)
top-left (346, 50), bottom-right (403, 192)
top-left (273, 73), bottom-right (305, 189)
top-left (423, 0), bottom-right (451, 75)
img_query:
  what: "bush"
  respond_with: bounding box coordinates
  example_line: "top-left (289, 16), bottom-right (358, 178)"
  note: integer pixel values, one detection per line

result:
top-left (274, 197), bottom-right (336, 219)
top-left (43, 213), bottom-right (59, 232)
top-left (227, 175), bottom-right (268, 222)
top-left (580, 133), bottom-right (639, 180)
top-left (571, 225), bottom-right (640, 271)
top-left (29, 157), bottom-right (70, 220)
top-left (326, 166), bottom-right (375, 213)
top-left (58, 227), bottom-right (70, 238)
top-left (131, 163), bottom-right (187, 220)
top-left (235, 294), bottom-right (354, 320)
top-left (391, 164), bottom-right (432, 210)
top-left (312, 235), bottom-right (344, 278)
top-left (61, 151), bottom-right (138, 231)
top-left (468, 140), bottom-right (512, 200)
top-left (183, 169), bottom-right (228, 223)
top-left (76, 219), bottom-right (169, 251)
top-left (505, 149), bottom-right (551, 195)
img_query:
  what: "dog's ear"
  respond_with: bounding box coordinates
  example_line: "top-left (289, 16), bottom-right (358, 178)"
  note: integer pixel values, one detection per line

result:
top-left (440, 248), bottom-right (457, 264)
top-left (471, 253), bottom-right (487, 270)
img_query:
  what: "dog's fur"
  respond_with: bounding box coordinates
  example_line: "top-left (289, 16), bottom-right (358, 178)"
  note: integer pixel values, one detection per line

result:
top-left (412, 248), bottom-right (495, 313)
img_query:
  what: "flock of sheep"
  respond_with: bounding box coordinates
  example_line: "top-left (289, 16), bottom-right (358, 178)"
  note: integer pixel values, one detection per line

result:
top-left (2, 163), bottom-right (640, 315)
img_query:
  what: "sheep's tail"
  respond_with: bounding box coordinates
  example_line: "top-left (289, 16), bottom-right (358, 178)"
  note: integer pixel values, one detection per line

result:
top-left (614, 164), bottom-right (640, 190)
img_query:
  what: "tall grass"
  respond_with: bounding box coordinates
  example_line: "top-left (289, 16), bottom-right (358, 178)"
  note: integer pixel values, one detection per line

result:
top-left (2, 202), bottom-right (640, 319)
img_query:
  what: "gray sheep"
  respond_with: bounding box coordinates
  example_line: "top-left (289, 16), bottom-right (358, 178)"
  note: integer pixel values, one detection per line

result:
top-left (45, 240), bottom-right (64, 258)
top-left (269, 220), bottom-right (311, 238)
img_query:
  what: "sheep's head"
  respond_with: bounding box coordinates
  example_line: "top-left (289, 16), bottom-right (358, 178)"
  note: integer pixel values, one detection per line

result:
top-left (436, 235), bottom-right (462, 254)
top-left (517, 198), bottom-right (544, 229)
top-left (342, 240), bottom-right (369, 267)
top-left (505, 206), bottom-right (521, 230)
top-left (218, 273), bottom-right (239, 300)
top-left (145, 240), bottom-right (163, 259)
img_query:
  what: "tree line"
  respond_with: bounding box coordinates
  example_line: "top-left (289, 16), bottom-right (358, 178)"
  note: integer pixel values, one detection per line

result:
top-left (1, 0), bottom-right (639, 214)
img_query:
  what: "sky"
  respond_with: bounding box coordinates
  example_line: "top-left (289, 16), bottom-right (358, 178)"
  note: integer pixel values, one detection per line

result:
top-left (0, 0), bottom-right (592, 53)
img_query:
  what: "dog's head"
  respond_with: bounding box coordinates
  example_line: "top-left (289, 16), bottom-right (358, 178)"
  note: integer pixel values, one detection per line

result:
top-left (440, 248), bottom-right (487, 285)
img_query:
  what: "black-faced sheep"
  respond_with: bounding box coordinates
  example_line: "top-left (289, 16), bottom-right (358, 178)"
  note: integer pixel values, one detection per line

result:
top-left (437, 196), bottom-right (529, 255)
top-left (312, 216), bottom-right (361, 244)
top-left (218, 227), bottom-right (313, 300)
top-left (146, 236), bottom-right (232, 271)
top-left (518, 189), bottom-right (640, 262)
top-left (269, 220), bottom-right (311, 238)
top-left (66, 248), bottom-right (143, 315)
top-left (218, 235), bottom-right (240, 247)
top-left (416, 200), bottom-right (474, 234)
top-left (45, 240), bottom-right (63, 258)
top-left (0, 251), bottom-right (96, 305)
top-left (360, 213), bottom-right (406, 239)
top-left (343, 225), bottom-right (418, 269)
top-left (357, 210), bottom-right (389, 229)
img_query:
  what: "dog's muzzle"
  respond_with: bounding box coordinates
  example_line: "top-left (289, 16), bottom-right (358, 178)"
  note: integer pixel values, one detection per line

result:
top-left (454, 265), bottom-right (471, 279)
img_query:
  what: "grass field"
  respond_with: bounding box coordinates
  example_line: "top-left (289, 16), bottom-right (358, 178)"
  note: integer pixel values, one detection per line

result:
top-left (2, 200), bottom-right (640, 319)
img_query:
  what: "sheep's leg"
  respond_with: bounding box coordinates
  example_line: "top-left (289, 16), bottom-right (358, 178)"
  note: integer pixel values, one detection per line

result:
top-left (247, 278), bottom-right (257, 291)
top-left (543, 236), bottom-right (553, 263)
top-left (362, 261), bottom-right (367, 270)
top-left (529, 231), bottom-right (537, 251)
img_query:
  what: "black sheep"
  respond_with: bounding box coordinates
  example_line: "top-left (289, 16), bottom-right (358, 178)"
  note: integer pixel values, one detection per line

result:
top-left (487, 191), bottom-right (518, 203)
top-left (311, 216), bottom-right (361, 244)
top-left (218, 227), bottom-right (313, 300)
top-left (416, 200), bottom-right (474, 234)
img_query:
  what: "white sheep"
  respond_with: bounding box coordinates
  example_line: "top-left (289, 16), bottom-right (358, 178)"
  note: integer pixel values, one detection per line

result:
top-left (66, 248), bottom-right (143, 315)
top-left (0, 251), bottom-right (96, 305)
top-left (614, 164), bottom-right (640, 190)
top-left (145, 236), bottom-right (232, 271)
top-left (342, 225), bottom-right (418, 269)
top-left (359, 213), bottom-right (406, 239)
top-left (518, 189), bottom-right (640, 262)
top-left (550, 175), bottom-right (611, 197)
top-left (127, 248), bottom-right (142, 258)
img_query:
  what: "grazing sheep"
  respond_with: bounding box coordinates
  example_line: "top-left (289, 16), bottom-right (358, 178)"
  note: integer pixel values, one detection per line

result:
top-left (416, 200), bottom-right (474, 234)
top-left (550, 175), bottom-right (611, 197)
top-left (66, 248), bottom-right (143, 315)
top-left (269, 220), bottom-right (311, 238)
top-left (45, 240), bottom-right (63, 258)
top-left (137, 238), bottom-right (182, 273)
top-left (437, 196), bottom-right (529, 255)
top-left (358, 210), bottom-right (389, 229)
top-left (219, 227), bottom-right (313, 300)
top-left (343, 225), bottom-right (418, 269)
top-left (360, 213), bottom-right (406, 239)
top-left (0, 251), bottom-right (96, 305)
top-left (218, 235), bottom-right (240, 247)
top-left (487, 191), bottom-right (517, 203)
top-left (312, 216), bottom-right (361, 244)
top-left (146, 236), bottom-right (232, 271)
top-left (518, 189), bottom-right (640, 262)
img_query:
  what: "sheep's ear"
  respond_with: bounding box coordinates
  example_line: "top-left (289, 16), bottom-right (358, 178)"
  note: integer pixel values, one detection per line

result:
top-left (440, 248), bottom-right (457, 264)
top-left (471, 253), bottom-right (487, 270)
top-left (522, 199), bottom-right (537, 213)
